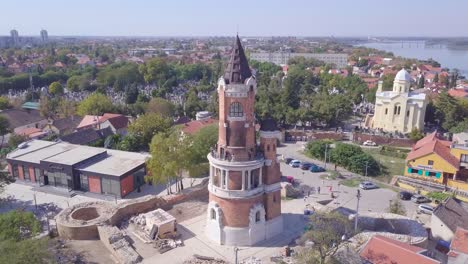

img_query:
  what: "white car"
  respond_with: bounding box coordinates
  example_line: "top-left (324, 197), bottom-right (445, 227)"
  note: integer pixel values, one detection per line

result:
top-left (359, 181), bottom-right (378, 190)
top-left (363, 140), bottom-right (377, 146)
top-left (290, 160), bottom-right (301, 168)
top-left (418, 204), bottom-right (434, 214)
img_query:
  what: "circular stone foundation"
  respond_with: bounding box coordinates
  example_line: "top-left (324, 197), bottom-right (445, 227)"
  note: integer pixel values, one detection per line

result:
top-left (71, 207), bottom-right (100, 221)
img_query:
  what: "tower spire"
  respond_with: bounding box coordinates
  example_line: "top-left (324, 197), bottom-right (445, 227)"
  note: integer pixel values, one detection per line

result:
top-left (223, 35), bottom-right (252, 84)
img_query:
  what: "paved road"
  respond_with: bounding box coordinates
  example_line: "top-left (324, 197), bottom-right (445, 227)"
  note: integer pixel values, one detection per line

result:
top-left (276, 142), bottom-right (431, 225)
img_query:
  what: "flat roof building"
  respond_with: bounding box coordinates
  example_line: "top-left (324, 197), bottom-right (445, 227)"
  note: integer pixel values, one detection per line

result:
top-left (6, 140), bottom-right (149, 198)
top-left (250, 51), bottom-right (348, 68)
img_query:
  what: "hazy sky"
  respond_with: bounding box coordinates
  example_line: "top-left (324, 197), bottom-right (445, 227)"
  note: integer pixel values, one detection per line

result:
top-left (2, 0), bottom-right (467, 37)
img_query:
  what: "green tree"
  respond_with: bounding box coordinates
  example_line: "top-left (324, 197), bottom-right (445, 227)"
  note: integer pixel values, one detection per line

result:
top-left (434, 91), bottom-right (465, 131)
top-left (0, 211), bottom-right (52, 264)
top-left (296, 212), bottom-right (353, 264)
top-left (382, 74), bottom-right (396, 91)
top-left (146, 97), bottom-right (175, 117)
top-left (0, 210), bottom-right (41, 241)
top-left (347, 153), bottom-right (380, 176)
top-left (0, 116), bottom-right (11, 151)
top-left (8, 134), bottom-right (28, 149)
top-left (0, 238), bottom-right (52, 264)
top-left (0, 96), bottom-right (11, 110)
top-left (148, 128), bottom-right (191, 194)
top-left (77, 93), bottom-right (114, 116)
top-left (305, 140), bottom-right (333, 161)
top-left (433, 73), bottom-right (439, 83)
top-left (128, 113), bottom-right (172, 150)
top-left (418, 75), bottom-right (425, 88)
top-left (48, 81), bottom-right (63, 96)
top-left (387, 196), bottom-right (406, 216)
top-left (409, 128), bottom-right (424, 141)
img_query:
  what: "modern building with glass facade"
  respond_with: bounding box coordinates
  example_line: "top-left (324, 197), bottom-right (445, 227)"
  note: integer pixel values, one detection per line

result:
top-left (6, 140), bottom-right (148, 198)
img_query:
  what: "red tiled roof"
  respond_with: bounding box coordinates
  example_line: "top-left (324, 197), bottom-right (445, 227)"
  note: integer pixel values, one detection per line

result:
top-left (360, 235), bottom-right (440, 264)
top-left (16, 127), bottom-right (42, 137)
top-left (181, 118), bottom-right (217, 135)
top-left (451, 227), bottom-right (468, 254)
top-left (448, 89), bottom-right (468, 98)
top-left (407, 132), bottom-right (459, 169)
top-left (102, 113), bottom-right (129, 130)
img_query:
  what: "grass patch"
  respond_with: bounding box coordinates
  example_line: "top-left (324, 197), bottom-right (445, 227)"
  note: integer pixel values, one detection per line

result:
top-left (427, 191), bottom-right (453, 201)
top-left (339, 178), bottom-right (361, 187)
top-left (362, 148), bottom-right (406, 183)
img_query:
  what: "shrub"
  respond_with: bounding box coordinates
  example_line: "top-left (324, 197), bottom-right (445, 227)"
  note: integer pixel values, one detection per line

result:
top-left (305, 140), bottom-right (333, 160)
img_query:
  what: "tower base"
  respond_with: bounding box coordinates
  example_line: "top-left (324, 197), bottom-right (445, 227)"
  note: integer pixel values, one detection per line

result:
top-left (205, 215), bottom-right (283, 246)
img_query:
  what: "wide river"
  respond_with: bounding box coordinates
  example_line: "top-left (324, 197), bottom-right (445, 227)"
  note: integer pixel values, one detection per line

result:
top-left (358, 41), bottom-right (468, 76)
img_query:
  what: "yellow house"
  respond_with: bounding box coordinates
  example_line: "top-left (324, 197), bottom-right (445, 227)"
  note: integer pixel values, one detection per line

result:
top-left (405, 132), bottom-right (468, 190)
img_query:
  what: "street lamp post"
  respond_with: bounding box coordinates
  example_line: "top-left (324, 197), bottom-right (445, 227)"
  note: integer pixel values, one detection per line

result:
top-left (324, 144), bottom-right (328, 169)
top-left (234, 247), bottom-right (239, 264)
top-left (355, 189), bottom-right (361, 232)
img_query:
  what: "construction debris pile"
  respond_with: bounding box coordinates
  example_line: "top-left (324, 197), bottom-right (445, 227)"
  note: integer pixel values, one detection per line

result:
top-left (280, 182), bottom-right (302, 198)
top-left (98, 225), bottom-right (142, 264)
top-left (130, 208), bottom-right (177, 240)
top-left (183, 255), bottom-right (228, 264)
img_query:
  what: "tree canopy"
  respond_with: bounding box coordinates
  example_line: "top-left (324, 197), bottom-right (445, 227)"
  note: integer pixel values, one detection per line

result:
top-left (77, 92), bottom-right (114, 116)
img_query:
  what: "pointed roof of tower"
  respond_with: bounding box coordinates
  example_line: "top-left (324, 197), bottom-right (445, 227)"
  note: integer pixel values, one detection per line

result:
top-left (224, 35), bottom-right (252, 84)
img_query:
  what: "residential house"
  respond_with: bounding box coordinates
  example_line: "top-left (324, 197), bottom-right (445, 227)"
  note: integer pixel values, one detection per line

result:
top-left (405, 132), bottom-right (468, 191)
top-left (180, 118), bottom-right (216, 135)
top-left (360, 235), bottom-right (440, 264)
top-left (76, 113), bottom-right (129, 136)
top-left (431, 198), bottom-right (468, 242)
top-left (15, 127), bottom-right (48, 139)
top-left (0, 109), bottom-right (48, 139)
top-left (44, 115), bottom-right (81, 135)
top-left (60, 127), bottom-right (113, 146)
top-left (448, 227), bottom-right (468, 264)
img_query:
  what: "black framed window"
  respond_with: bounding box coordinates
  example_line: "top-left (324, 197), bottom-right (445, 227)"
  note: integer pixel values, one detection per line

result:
top-left (102, 178), bottom-right (120, 196)
top-left (80, 174), bottom-right (89, 191)
top-left (229, 102), bottom-right (243, 117)
top-left (23, 166), bottom-right (30, 181)
top-left (34, 168), bottom-right (41, 181)
top-left (12, 164), bottom-right (19, 178)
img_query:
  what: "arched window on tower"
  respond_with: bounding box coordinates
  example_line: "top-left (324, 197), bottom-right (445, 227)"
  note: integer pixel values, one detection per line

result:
top-left (255, 211), bottom-right (260, 222)
top-left (267, 144), bottom-right (270, 152)
top-left (229, 102), bottom-right (244, 117)
top-left (385, 108), bottom-right (388, 115)
top-left (407, 110), bottom-right (410, 117)
top-left (210, 208), bottom-right (216, 220)
top-left (397, 106), bottom-right (401, 115)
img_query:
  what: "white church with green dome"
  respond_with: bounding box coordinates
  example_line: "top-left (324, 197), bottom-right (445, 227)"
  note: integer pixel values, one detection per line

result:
top-left (370, 69), bottom-right (428, 134)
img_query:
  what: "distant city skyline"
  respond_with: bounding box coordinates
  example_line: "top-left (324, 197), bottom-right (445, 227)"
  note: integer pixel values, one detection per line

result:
top-left (1, 0), bottom-right (468, 37)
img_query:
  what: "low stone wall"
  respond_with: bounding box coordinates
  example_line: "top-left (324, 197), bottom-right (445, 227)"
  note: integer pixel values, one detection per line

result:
top-left (353, 133), bottom-right (414, 148)
top-left (56, 178), bottom-right (209, 240)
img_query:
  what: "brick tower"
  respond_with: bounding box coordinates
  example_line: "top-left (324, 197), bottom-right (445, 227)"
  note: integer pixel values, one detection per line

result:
top-left (206, 36), bottom-right (283, 246)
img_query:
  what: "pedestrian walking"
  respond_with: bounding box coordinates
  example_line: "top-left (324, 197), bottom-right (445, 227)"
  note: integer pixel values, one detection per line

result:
top-left (317, 186), bottom-right (321, 194)
top-left (308, 190), bottom-right (311, 197)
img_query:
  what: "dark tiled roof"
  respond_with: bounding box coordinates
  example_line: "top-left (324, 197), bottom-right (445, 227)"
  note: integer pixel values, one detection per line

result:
top-left (260, 117), bottom-right (278, 132)
top-left (60, 127), bottom-right (113, 145)
top-left (0, 109), bottom-right (45, 129)
top-left (433, 198), bottom-right (468, 233)
top-left (223, 35), bottom-right (252, 84)
top-left (104, 115), bottom-right (129, 130)
top-left (53, 115), bottom-right (81, 133)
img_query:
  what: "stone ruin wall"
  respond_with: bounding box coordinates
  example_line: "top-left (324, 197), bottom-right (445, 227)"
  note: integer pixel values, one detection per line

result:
top-left (56, 178), bottom-right (209, 240)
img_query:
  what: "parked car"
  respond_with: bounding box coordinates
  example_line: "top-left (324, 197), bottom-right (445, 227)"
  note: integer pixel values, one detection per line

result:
top-left (300, 162), bottom-right (314, 170)
top-left (359, 181), bottom-right (378, 190)
top-left (309, 165), bottom-right (325, 172)
top-left (290, 160), bottom-right (301, 168)
top-left (411, 194), bottom-right (431, 204)
top-left (399, 191), bottom-right (413, 200)
top-left (285, 158), bottom-right (294, 165)
top-left (363, 140), bottom-right (377, 146)
top-left (418, 204), bottom-right (434, 214)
